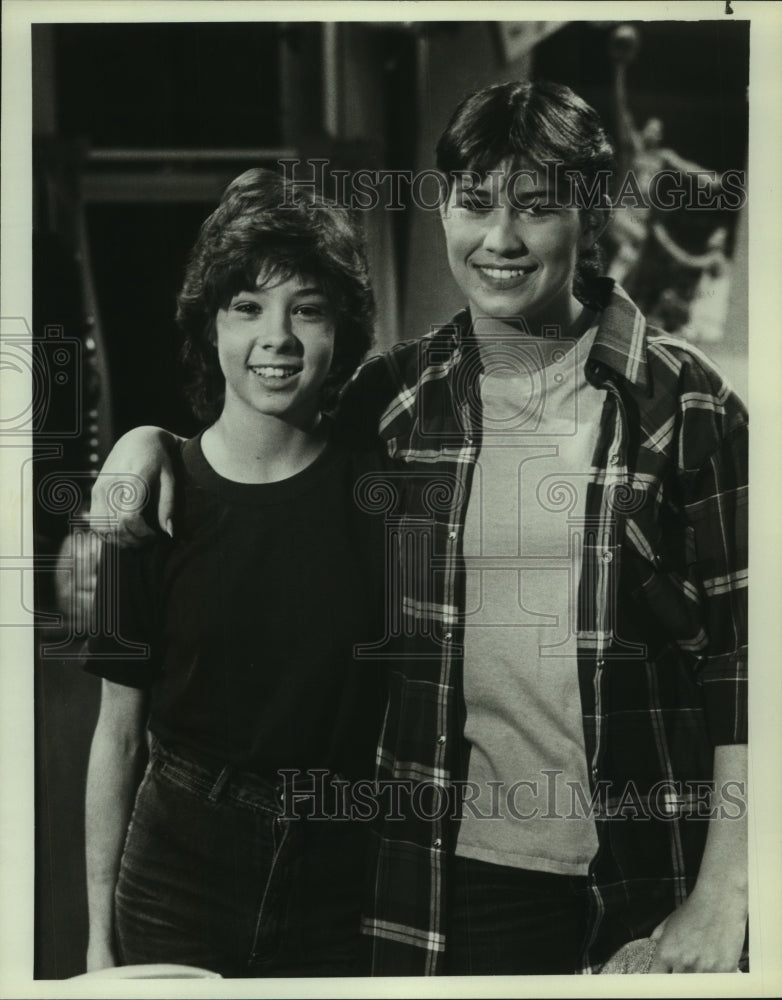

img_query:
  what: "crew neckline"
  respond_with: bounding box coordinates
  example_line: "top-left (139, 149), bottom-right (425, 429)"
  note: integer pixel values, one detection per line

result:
top-left (182, 429), bottom-right (340, 505)
top-left (477, 314), bottom-right (601, 380)
top-left (479, 320), bottom-right (600, 385)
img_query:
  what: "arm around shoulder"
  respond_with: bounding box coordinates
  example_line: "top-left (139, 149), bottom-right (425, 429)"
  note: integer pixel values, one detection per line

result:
top-left (89, 426), bottom-right (184, 546)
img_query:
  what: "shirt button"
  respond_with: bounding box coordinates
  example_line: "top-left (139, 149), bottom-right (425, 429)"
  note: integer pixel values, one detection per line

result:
top-left (433, 838), bottom-right (442, 849)
top-left (602, 550), bottom-right (613, 563)
top-left (597, 659), bottom-right (605, 668)
top-left (591, 766), bottom-right (598, 781)
top-left (654, 552), bottom-right (663, 565)
top-left (437, 734), bottom-right (446, 745)
top-left (609, 453), bottom-right (620, 466)
top-left (465, 436), bottom-right (474, 445)
top-left (448, 531), bottom-right (457, 541)
top-left (444, 632), bottom-right (453, 642)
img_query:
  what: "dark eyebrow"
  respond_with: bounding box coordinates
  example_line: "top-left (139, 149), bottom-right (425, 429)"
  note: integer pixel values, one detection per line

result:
top-left (511, 188), bottom-right (549, 199)
top-left (455, 185), bottom-right (495, 201)
top-left (508, 185), bottom-right (568, 207)
top-left (454, 181), bottom-right (557, 202)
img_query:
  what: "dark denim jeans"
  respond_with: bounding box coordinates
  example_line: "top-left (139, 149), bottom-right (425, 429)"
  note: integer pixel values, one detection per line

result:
top-left (444, 854), bottom-right (590, 975)
top-left (115, 738), bottom-right (368, 978)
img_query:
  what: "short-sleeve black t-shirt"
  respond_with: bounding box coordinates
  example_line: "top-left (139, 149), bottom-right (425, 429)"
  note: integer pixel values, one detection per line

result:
top-left (84, 433), bottom-right (388, 781)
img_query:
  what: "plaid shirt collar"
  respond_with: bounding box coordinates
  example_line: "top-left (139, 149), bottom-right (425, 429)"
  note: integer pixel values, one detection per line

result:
top-left (442, 277), bottom-right (653, 393)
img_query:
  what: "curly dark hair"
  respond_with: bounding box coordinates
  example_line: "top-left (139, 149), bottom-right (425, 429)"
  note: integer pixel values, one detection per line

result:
top-left (435, 80), bottom-right (616, 304)
top-left (177, 167), bottom-right (375, 422)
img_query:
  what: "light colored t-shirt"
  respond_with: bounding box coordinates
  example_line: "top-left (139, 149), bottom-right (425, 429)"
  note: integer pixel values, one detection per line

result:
top-left (456, 325), bottom-right (604, 875)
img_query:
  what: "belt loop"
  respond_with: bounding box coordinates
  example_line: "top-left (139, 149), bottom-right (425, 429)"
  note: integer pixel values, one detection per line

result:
top-left (208, 765), bottom-right (233, 802)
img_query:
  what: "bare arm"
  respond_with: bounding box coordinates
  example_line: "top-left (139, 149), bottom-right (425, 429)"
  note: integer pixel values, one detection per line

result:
top-left (608, 30), bottom-right (643, 169)
top-left (659, 147), bottom-right (722, 184)
top-left (649, 222), bottom-right (727, 270)
top-left (89, 426), bottom-right (183, 546)
top-left (649, 743), bottom-right (748, 972)
top-left (613, 62), bottom-right (642, 160)
top-left (85, 679), bottom-right (148, 971)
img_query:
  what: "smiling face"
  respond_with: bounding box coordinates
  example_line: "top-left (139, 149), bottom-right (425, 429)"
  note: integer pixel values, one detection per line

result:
top-left (214, 273), bottom-right (336, 428)
top-left (439, 160), bottom-right (596, 336)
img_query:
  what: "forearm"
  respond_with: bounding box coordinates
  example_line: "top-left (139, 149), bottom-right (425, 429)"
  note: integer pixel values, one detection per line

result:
top-left (85, 687), bottom-right (147, 965)
top-left (90, 425), bottom-right (184, 544)
top-left (611, 62), bottom-right (640, 159)
top-left (693, 743), bottom-right (748, 904)
top-left (650, 743), bottom-right (748, 972)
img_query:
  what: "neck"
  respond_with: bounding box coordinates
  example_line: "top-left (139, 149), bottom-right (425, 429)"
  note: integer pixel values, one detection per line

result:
top-left (472, 298), bottom-right (595, 370)
top-left (202, 407), bottom-right (328, 484)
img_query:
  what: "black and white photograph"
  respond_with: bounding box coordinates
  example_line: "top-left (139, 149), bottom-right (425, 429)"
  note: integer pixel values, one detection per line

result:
top-left (1, 1), bottom-right (781, 996)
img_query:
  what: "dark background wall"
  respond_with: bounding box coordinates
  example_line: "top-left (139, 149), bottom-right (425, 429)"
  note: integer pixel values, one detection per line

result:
top-left (32, 18), bottom-right (749, 979)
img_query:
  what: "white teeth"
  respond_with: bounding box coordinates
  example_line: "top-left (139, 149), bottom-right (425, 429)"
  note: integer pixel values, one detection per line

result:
top-left (249, 366), bottom-right (299, 379)
top-left (478, 266), bottom-right (531, 280)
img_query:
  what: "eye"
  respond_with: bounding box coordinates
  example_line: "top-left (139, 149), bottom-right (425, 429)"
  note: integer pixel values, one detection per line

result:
top-left (294, 302), bottom-right (330, 320)
top-left (518, 201), bottom-right (561, 219)
top-left (457, 192), bottom-right (493, 213)
top-left (232, 300), bottom-right (261, 316)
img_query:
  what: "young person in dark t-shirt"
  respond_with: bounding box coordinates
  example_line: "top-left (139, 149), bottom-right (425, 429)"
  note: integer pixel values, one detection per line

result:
top-left (83, 168), bottom-right (386, 978)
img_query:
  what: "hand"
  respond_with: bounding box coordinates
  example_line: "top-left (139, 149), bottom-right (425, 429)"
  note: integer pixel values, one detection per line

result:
top-left (648, 885), bottom-right (747, 972)
top-left (86, 938), bottom-right (117, 972)
top-left (608, 25), bottom-right (641, 65)
top-left (54, 525), bottom-right (102, 633)
top-left (89, 426), bottom-right (177, 547)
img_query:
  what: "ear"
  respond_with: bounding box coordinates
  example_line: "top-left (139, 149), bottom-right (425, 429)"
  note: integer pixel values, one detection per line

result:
top-left (579, 207), bottom-right (611, 249)
top-left (438, 175), bottom-right (453, 228)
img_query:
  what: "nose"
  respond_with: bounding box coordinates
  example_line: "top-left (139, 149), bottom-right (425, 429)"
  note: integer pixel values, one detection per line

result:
top-left (257, 306), bottom-right (299, 353)
top-left (484, 207), bottom-right (527, 258)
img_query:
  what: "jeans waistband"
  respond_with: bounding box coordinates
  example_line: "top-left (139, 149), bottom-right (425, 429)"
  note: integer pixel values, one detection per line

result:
top-left (148, 735), bottom-right (355, 818)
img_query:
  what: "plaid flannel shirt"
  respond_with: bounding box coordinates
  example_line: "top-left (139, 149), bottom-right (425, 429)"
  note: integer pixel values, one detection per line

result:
top-left (337, 279), bottom-right (748, 975)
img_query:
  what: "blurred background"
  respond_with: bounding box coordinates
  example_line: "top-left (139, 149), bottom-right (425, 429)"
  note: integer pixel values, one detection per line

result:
top-left (32, 18), bottom-right (749, 979)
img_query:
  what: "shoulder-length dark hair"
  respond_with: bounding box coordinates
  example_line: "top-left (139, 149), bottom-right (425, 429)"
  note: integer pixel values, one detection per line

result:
top-left (436, 80), bottom-right (616, 303)
top-left (177, 167), bottom-right (375, 422)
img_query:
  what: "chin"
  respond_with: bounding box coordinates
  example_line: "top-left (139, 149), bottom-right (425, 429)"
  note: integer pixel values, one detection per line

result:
top-left (475, 295), bottom-right (535, 322)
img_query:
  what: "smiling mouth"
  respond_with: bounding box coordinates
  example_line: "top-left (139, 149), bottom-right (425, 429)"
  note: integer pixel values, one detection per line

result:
top-left (248, 365), bottom-right (302, 380)
top-left (474, 264), bottom-right (537, 281)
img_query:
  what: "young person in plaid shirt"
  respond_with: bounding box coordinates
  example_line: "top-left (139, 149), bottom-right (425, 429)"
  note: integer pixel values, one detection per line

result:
top-left (90, 81), bottom-right (748, 976)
